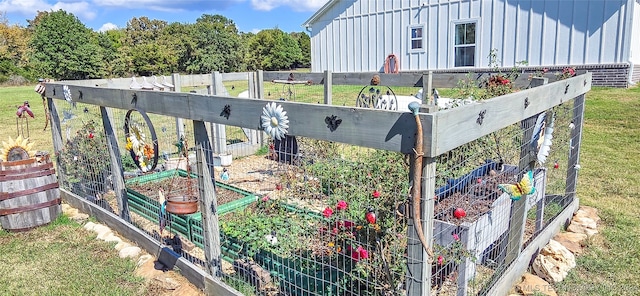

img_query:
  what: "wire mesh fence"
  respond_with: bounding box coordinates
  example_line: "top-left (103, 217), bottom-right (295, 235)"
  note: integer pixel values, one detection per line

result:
top-left (48, 71), bottom-right (588, 296)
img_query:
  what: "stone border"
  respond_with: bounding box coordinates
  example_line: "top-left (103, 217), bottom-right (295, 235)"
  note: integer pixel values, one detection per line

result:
top-left (60, 188), bottom-right (242, 296)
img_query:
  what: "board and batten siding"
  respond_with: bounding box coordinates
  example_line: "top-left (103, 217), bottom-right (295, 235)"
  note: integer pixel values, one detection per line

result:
top-left (307, 0), bottom-right (634, 72)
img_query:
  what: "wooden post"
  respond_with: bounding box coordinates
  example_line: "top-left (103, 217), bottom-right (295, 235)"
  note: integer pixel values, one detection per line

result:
top-left (210, 72), bottom-right (227, 154)
top-left (194, 122), bottom-right (222, 278)
top-left (422, 71), bottom-right (433, 105)
top-left (256, 70), bottom-right (266, 146)
top-left (100, 106), bottom-right (130, 221)
top-left (504, 77), bottom-right (548, 264)
top-left (407, 108), bottom-right (436, 296)
top-left (324, 70), bottom-right (332, 105)
top-left (565, 93), bottom-right (585, 203)
top-left (47, 97), bottom-right (65, 182)
top-left (172, 74), bottom-right (185, 143)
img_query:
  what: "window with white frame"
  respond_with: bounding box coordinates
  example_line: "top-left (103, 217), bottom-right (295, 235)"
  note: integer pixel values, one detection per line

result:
top-left (409, 25), bottom-right (424, 52)
top-left (454, 22), bottom-right (476, 67)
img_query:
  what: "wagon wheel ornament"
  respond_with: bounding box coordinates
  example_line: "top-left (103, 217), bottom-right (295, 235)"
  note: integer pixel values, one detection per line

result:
top-left (355, 85), bottom-right (398, 111)
top-left (124, 108), bottom-right (158, 173)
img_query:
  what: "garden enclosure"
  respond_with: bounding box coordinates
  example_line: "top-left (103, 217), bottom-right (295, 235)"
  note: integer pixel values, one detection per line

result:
top-left (42, 70), bottom-right (589, 295)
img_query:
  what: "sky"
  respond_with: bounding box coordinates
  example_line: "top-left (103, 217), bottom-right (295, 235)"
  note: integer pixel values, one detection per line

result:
top-left (0, 0), bottom-right (329, 33)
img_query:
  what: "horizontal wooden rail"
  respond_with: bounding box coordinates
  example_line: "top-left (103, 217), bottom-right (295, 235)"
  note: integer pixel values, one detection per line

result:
top-left (431, 73), bottom-right (591, 156)
top-left (45, 83), bottom-right (430, 155)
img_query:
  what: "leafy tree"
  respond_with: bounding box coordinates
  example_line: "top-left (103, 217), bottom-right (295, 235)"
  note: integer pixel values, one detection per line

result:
top-left (119, 17), bottom-right (177, 76)
top-left (185, 14), bottom-right (244, 73)
top-left (290, 32), bottom-right (311, 68)
top-left (96, 29), bottom-right (124, 77)
top-left (246, 28), bottom-right (302, 71)
top-left (0, 13), bottom-right (32, 82)
top-left (28, 10), bottom-right (105, 80)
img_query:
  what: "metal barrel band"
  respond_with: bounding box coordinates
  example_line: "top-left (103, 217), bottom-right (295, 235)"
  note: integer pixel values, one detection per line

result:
top-left (0, 162), bottom-right (54, 177)
top-left (0, 182), bottom-right (60, 201)
top-left (0, 168), bottom-right (56, 182)
top-left (0, 155), bottom-right (50, 168)
top-left (0, 197), bottom-right (61, 216)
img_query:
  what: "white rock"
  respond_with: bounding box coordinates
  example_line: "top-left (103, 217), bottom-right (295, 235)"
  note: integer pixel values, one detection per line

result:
top-left (115, 242), bottom-right (131, 251)
top-left (83, 222), bottom-right (97, 231)
top-left (515, 273), bottom-right (557, 296)
top-left (532, 240), bottom-right (576, 283)
top-left (119, 246), bottom-right (142, 259)
top-left (103, 233), bottom-right (122, 243)
top-left (96, 228), bottom-right (114, 240)
top-left (92, 224), bottom-right (110, 234)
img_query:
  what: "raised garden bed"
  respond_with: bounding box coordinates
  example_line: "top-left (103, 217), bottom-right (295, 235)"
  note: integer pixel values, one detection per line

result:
top-left (432, 164), bottom-right (547, 293)
top-left (125, 169), bottom-right (257, 246)
top-left (125, 169), bottom-right (364, 295)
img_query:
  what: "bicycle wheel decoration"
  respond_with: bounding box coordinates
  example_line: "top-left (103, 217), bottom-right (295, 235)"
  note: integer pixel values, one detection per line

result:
top-left (124, 109), bottom-right (158, 172)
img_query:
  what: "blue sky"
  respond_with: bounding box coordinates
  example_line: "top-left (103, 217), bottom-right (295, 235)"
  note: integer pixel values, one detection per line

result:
top-left (0, 0), bottom-right (329, 33)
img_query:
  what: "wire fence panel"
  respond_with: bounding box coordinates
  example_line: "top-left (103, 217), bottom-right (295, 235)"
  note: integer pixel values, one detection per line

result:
top-left (47, 72), bottom-right (589, 296)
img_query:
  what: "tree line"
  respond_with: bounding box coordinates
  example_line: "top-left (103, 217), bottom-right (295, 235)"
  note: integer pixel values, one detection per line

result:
top-left (0, 10), bottom-right (311, 83)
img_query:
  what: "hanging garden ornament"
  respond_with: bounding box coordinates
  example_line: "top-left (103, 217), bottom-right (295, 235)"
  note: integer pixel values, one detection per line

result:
top-left (261, 102), bottom-right (289, 140)
top-left (537, 113), bottom-right (555, 164)
top-left (63, 85), bottom-right (73, 102)
top-left (365, 207), bottom-right (377, 224)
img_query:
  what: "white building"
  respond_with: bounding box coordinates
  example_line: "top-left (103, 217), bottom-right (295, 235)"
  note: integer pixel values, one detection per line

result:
top-left (303, 0), bottom-right (640, 87)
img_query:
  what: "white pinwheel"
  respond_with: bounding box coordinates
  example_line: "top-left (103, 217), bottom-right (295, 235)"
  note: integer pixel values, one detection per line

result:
top-left (261, 102), bottom-right (289, 140)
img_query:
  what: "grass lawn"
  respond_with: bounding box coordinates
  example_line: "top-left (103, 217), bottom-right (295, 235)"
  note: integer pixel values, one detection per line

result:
top-left (0, 215), bottom-right (146, 295)
top-left (1, 83), bottom-right (639, 295)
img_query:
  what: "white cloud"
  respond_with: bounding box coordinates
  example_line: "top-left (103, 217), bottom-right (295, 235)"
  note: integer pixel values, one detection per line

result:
top-left (0, 0), bottom-right (94, 21)
top-left (96, 0), bottom-right (244, 11)
top-left (97, 22), bottom-right (117, 32)
top-left (250, 0), bottom-right (328, 12)
top-left (0, 0), bottom-right (50, 15)
top-left (52, 1), bottom-right (95, 20)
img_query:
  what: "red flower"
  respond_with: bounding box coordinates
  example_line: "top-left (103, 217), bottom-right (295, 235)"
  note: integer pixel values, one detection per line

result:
top-left (349, 246), bottom-right (369, 261)
top-left (261, 195), bottom-right (270, 202)
top-left (437, 255), bottom-right (444, 265)
top-left (336, 200), bottom-right (347, 210)
top-left (323, 207), bottom-right (334, 218)
top-left (88, 133), bottom-right (94, 139)
top-left (372, 190), bottom-right (381, 198)
top-left (501, 78), bottom-right (510, 85)
top-left (453, 233), bottom-right (460, 241)
top-left (357, 246), bottom-right (369, 260)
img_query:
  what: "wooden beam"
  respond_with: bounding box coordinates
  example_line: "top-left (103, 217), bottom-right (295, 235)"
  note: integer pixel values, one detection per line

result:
top-left (432, 73), bottom-right (591, 156)
top-left (505, 77), bottom-right (548, 264)
top-left (100, 106), bottom-right (130, 221)
top-left (44, 83), bottom-right (429, 154)
top-left (324, 70), bottom-right (332, 105)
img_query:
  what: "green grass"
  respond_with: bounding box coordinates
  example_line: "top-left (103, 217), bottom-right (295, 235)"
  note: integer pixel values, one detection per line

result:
top-left (554, 86), bottom-right (640, 295)
top-left (0, 215), bottom-right (146, 295)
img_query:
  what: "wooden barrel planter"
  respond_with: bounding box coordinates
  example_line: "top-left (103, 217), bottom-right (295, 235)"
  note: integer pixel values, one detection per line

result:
top-left (0, 155), bottom-right (61, 232)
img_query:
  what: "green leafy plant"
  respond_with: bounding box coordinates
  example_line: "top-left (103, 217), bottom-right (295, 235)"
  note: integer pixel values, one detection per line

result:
top-left (58, 120), bottom-right (111, 196)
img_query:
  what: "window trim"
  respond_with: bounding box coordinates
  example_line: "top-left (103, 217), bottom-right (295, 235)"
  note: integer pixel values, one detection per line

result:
top-left (408, 24), bottom-right (426, 53)
top-left (451, 19), bottom-right (479, 67)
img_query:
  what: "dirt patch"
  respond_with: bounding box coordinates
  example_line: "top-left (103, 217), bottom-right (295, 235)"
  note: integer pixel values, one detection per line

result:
top-left (434, 169), bottom-right (515, 223)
